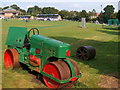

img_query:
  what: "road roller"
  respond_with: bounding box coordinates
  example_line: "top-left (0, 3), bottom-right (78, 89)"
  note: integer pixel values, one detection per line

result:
top-left (76, 46), bottom-right (96, 61)
top-left (4, 27), bottom-right (82, 88)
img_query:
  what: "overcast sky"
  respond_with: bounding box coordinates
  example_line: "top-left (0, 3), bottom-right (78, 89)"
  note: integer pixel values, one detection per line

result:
top-left (1, 0), bottom-right (119, 13)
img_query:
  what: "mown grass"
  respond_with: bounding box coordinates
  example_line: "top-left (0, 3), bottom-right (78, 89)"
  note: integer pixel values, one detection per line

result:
top-left (2, 19), bottom-right (119, 88)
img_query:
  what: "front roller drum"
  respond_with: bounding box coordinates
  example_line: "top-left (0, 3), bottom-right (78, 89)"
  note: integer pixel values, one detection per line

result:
top-left (42, 59), bottom-right (80, 88)
top-left (76, 46), bottom-right (96, 60)
top-left (4, 49), bottom-right (20, 69)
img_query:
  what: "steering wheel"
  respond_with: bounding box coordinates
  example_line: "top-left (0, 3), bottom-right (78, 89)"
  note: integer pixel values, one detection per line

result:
top-left (28, 28), bottom-right (39, 39)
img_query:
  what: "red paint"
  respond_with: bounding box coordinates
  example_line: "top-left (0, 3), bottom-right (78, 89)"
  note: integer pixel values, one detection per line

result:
top-left (70, 77), bottom-right (77, 81)
top-left (36, 48), bottom-right (41, 54)
top-left (35, 68), bottom-right (39, 72)
top-left (4, 50), bottom-right (13, 69)
top-left (43, 63), bottom-right (61, 88)
top-left (29, 55), bottom-right (40, 66)
top-left (66, 50), bottom-right (71, 57)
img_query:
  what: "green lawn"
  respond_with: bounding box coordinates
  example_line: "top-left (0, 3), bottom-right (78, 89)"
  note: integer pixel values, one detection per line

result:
top-left (1, 19), bottom-right (119, 88)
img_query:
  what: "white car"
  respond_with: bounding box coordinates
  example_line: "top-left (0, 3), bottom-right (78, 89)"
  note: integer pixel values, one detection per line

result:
top-left (0, 16), bottom-right (4, 19)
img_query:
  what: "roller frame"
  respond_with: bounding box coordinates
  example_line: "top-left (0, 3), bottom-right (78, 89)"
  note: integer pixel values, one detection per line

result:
top-left (41, 71), bottom-right (82, 84)
top-left (4, 27), bottom-right (82, 88)
top-left (41, 60), bottom-right (82, 84)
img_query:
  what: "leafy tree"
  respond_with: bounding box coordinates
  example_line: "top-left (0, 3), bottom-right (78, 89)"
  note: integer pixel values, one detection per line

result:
top-left (89, 9), bottom-right (97, 16)
top-left (98, 12), bottom-right (105, 23)
top-left (88, 11), bottom-right (94, 16)
top-left (92, 9), bottom-right (96, 14)
top-left (27, 5), bottom-right (42, 16)
top-left (59, 10), bottom-right (78, 20)
top-left (80, 10), bottom-right (89, 21)
top-left (3, 6), bottom-right (9, 10)
top-left (19, 9), bottom-right (26, 14)
top-left (110, 12), bottom-right (118, 19)
top-left (98, 5), bottom-right (115, 23)
top-left (68, 11), bottom-right (79, 20)
top-left (58, 10), bottom-right (70, 19)
top-left (10, 4), bottom-right (20, 10)
top-left (27, 7), bottom-right (33, 14)
top-left (2, 4), bottom-right (26, 14)
top-left (81, 10), bottom-right (88, 17)
top-left (117, 10), bottom-right (120, 22)
top-left (75, 12), bottom-right (82, 21)
top-left (42, 7), bottom-right (59, 14)
top-left (10, 4), bottom-right (27, 14)
top-left (104, 5), bottom-right (115, 16)
top-left (88, 9), bottom-right (97, 16)
top-left (0, 7), bottom-right (2, 11)
top-left (88, 9), bottom-right (97, 21)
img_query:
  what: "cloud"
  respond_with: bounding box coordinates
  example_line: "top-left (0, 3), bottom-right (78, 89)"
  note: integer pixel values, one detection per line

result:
top-left (1, 1), bottom-right (118, 12)
top-left (72, 4), bottom-right (81, 8)
top-left (1, 0), bottom-right (119, 2)
top-left (27, 5), bottom-right (34, 8)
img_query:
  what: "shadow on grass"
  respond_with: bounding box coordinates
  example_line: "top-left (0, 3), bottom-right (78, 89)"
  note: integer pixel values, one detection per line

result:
top-left (102, 27), bottom-right (119, 30)
top-left (15, 63), bottom-right (87, 88)
top-left (50, 36), bottom-right (119, 79)
top-left (10, 36), bottom-right (119, 88)
top-left (97, 30), bottom-right (120, 35)
top-left (20, 63), bottom-right (46, 87)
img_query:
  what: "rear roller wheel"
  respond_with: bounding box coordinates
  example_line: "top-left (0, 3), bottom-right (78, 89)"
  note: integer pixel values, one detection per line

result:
top-left (43, 61), bottom-right (70, 88)
top-left (4, 49), bottom-right (20, 69)
top-left (43, 60), bottom-right (80, 88)
top-left (76, 46), bottom-right (96, 60)
top-left (65, 58), bottom-right (80, 76)
top-left (64, 59), bottom-right (80, 87)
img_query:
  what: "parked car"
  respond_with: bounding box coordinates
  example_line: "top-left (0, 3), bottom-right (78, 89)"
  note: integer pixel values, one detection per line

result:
top-left (0, 16), bottom-right (4, 19)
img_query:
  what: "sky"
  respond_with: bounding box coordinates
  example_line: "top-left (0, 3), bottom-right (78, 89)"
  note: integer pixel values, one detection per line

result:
top-left (1, 0), bottom-right (119, 13)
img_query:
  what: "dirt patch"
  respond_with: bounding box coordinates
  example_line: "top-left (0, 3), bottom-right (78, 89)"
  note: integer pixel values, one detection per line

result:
top-left (107, 73), bottom-right (119, 79)
top-left (98, 75), bottom-right (119, 88)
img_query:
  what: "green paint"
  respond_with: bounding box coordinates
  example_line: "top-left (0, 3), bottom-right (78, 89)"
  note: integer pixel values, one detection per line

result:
top-left (64, 60), bottom-right (75, 77)
top-left (6, 27), bottom-right (28, 47)
top-left (108, 19), bottom-right (120, 26)
top-left (3, 20), bottom-right (118, 88)
top-left (30, 34), bottom-right (71, 69)
top-left (31, 35), bottom-right (71, 58)
top-left (5, 26), bottom-right (81, 83)
top-left (41, 71), bottom-right (82, 84)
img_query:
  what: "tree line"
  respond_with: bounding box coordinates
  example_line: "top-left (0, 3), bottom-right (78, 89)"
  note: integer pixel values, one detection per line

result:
top-left (0, 4), bottom-right (119, 23)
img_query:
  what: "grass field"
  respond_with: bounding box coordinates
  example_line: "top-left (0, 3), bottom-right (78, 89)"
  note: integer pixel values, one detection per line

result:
top-left (1, 19), bottom-right (119, 88)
